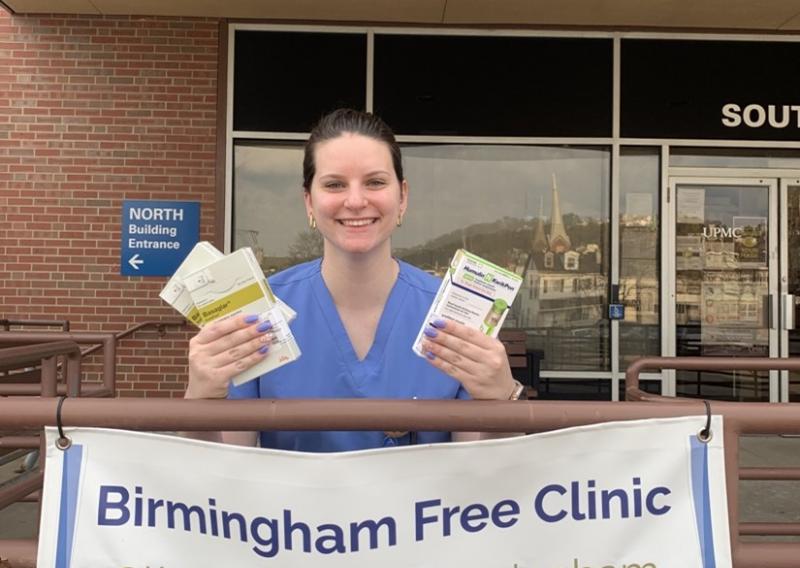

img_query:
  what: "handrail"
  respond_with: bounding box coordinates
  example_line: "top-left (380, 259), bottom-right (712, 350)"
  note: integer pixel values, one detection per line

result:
top-left (0, 341), bottom-right (82, 396)
top-left (0, 397), bottom-right (798, 567)
top-left (0, 341), bottom-right (83, 517)
top-left (0, 332), bottom-right (116, 397)
top-left (0, 397), bottom-right (747, 432)
top-left (624, 355), bottom-right (800, 567)
top-left (0, 470), bottom-right (42, 512)
top-left (0, 319), bottom-right (188, 395)
top-left (625, 356), bottom-right (800, 401)
top-left (0, 319), bottom-right (69, 332)
top-left (0, 341), bottom-right (79, 370)
top-left (0, 437), bottom-right (39, 450)
top-left (80, 318), bottom-right (187, 358)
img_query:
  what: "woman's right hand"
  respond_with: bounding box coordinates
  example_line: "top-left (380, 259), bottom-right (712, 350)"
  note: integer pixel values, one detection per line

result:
top-left (185, 314), bottom-right (274, 399)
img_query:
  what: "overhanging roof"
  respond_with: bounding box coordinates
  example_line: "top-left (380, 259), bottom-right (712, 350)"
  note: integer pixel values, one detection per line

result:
top-left (4, 0), bottom-right (800, 32)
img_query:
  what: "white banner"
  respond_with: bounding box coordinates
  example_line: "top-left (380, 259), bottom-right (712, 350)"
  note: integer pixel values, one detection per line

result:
top-left (37, 417), bottom-right (731, 568)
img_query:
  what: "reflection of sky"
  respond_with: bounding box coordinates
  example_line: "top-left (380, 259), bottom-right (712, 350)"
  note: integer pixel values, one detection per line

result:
top-left (234, 143), bottom-right (610, 256)
top-left (398, 145), bottom-right (609, 249)
top-left (234, 144), bottom-right (306, 255)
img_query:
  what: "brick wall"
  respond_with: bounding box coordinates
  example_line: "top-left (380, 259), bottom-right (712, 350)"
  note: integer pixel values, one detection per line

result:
top-left (0, 11), bottom-right (220, 397)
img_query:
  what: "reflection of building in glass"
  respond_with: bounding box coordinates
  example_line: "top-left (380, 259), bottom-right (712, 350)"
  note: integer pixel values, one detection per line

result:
top-left (514, 174), bottom-right (606, 329)
top-left (676, 269), bottom-right (768, 327)
top-left (620, 226), bottom-right (658, 324)
top-left (547, 174), bottom-right (571, 253)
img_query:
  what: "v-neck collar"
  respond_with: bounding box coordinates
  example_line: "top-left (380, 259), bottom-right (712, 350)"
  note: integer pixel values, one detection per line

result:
top-left (311, 260), bottom-right (410, 387)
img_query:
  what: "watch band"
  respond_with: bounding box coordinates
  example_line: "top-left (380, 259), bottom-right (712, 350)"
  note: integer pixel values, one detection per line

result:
top-left (508, 379), bottom-right (526, 400)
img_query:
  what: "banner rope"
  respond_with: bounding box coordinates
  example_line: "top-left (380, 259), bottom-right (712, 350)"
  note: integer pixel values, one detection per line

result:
top-left (55, 395), bottom-right (72, 450)
top-left (697, 399), bottom-right (713, 443)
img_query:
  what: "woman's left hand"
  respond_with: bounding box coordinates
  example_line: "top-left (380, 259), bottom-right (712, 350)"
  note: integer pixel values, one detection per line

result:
top-left (420, 318), bottom-right (517, 400)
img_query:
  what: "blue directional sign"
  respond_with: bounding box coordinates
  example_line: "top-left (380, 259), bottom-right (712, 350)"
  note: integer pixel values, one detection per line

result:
top-left (121, 200), bottom-right (200, 276)
top-left (608, 303), bottom-right (626, 320)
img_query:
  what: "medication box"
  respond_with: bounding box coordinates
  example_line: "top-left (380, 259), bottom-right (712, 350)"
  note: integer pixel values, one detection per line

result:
top-left (413, 249), bottom-right (522, 356)
top-left (159, 243), bottom-right (300, 386)
top-left (182, 248), bottom-right (301, 386)
top-left (159, 242), bottom-right (224, 327)
top-left (160, 242), bottom-right (296, 328)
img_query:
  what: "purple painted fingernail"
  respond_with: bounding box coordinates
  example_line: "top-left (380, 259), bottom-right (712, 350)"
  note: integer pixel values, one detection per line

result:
top-left (244, 314), bottom-right (259, 324)
top-left (257, 321), bottom-right (272, 332)
top-left (258, 345), bottom-right (269, 354)
top-left (432, 318), bottom-right (447, 329)
top-left (423, 326), bottom-right (438, 338)
top-left (426, 351), bottom-right (436, 360)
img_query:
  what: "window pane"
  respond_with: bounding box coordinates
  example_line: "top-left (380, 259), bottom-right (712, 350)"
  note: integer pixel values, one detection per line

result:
top-left (539, 379), bottom-right (612, 401)
top-left (233, 31), bottom-right (367, 132)
top-left (374, 35), bottom-right (612, 137)
top-left (670, 147), bottom-right (800, 169)
top-left (398, 145), bottom-right (611, 372)
top-left (233, 143), bottom-right (611, 372)
top-left (233, 143), bottom-right (308, 271)
top-left (619, 147), bottom-right (661, 368)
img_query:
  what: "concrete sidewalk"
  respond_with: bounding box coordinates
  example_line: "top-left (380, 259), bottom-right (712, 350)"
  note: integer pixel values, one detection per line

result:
top-left (0, 451), bottom-right (39, 539)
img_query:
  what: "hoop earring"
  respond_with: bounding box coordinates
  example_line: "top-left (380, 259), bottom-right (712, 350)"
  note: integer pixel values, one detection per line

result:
top-left (308, 214), bottom-right (316, 230)
top-left (396, 214), bottom-right (403, 227)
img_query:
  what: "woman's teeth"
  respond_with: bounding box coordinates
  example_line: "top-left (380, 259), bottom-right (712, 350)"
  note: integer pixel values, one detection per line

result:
top-left (339, 219), bottom-right (375, 226)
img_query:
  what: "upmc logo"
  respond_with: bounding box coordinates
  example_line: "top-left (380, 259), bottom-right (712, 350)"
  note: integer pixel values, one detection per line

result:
top-left (721, 104), bottom-right (800, 129)
top-left (702, 225), bottom-right (743, 239)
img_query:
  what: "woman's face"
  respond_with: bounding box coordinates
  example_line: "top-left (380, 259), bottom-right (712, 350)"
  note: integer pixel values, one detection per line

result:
top-left (304, 133), bottom-right (408, 259)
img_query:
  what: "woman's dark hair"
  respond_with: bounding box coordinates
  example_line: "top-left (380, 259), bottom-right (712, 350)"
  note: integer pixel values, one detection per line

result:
top-left (302, 108), bottom-right (403, 191)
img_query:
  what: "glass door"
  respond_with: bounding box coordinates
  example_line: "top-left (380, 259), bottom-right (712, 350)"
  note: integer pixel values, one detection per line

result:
top-left (780, 178), bottom-right (800, 402)
top-left (669, 177), bottom-right (778, 401)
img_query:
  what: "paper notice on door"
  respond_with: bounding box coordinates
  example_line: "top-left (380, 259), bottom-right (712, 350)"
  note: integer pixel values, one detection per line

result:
top-left (676, 235), bottom-right (703, 270)
top-left (677, 188), bottom-right (705, 223)
top-left (733, 216), bottom-right (767, 268)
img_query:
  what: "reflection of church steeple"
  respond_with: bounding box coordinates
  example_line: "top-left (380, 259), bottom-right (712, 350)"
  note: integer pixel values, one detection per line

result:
top-left (547, 173), bottom-right (571, 254)
top-left (531, 195), bottom-right (548, 253)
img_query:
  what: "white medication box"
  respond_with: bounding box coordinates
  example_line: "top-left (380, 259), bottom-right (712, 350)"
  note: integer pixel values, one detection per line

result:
top-left (159, 242), bottom-right (300, 385)
top-left (413, 249), bottom-right (523, 356)
top-left (159, 242), bottom-right (296, 328)
top-left (178, 247), bottom-right (301, 386)
top-left (159, 242), bottom-right (224, 327)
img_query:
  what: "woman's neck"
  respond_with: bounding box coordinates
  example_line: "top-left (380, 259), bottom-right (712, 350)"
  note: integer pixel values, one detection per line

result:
top-left (320, 245), bottom-right (399, 310)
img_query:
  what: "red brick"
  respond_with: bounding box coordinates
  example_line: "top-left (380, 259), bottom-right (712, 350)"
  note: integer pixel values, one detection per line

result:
top-left (0, 10), bottom-right (218, 398)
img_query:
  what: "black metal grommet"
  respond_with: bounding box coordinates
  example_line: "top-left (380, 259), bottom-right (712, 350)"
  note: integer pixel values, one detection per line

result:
top-left (697, 399), bottom-right (713, 443)
top-left (55, 396), bottom-right (72, 451)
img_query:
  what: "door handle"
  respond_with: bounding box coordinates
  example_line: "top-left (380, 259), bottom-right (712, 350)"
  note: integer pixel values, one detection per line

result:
top-left (766, 294), bottom-right (775, 329)
top-left (784, 294), bottom-right (797, 330)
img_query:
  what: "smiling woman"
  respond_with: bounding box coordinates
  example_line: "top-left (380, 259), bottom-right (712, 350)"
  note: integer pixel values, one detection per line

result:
top-left (303, 128), bottom-right (408, 261)
top-left (185, 109), bottom-right (520, 452)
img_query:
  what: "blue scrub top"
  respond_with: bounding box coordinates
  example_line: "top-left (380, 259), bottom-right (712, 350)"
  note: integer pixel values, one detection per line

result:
top-left (228, 259), bottom-right (469, 452)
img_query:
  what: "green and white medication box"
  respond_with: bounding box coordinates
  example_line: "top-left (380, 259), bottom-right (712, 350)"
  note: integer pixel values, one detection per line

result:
top-left (413, 249), bottom-right (523, 356)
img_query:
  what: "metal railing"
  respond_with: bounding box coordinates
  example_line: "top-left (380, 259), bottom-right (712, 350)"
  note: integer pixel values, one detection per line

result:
top-left (0, 342), bottom-right (82, 398)
top-left (0, 341), bottom-right (84, 518)
top-left (0, 319), bottom-right (189, 523)
top-left (626, 356), bottom-right (800, 567)
top-left (0, 318), bottom-right (187, 397)
top-left (0, 320), bottom-right (70, 384)
top-left (0, 332), bottom-right (115, 397)
top-left (0, 320), bottom-right (70, 332)
top-left (0, 393), bottom-right (799, 567)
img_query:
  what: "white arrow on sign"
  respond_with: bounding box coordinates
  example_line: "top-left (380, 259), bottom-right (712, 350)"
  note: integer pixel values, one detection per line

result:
top-left (128, 254), bottom-right (144, 270)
